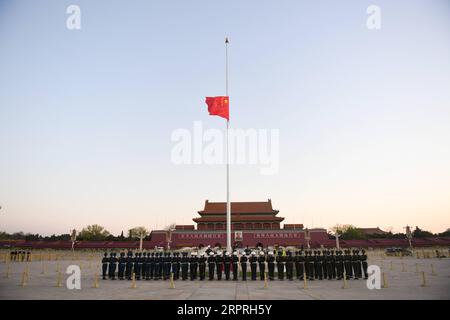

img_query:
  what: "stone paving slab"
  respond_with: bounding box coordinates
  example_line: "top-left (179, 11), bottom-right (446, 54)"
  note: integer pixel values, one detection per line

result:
top-left (0, 256), bottom-right (449, 300)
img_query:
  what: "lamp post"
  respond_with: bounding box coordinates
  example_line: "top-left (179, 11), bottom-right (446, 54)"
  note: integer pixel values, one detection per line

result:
top-left (335, 231), bottom-right (341, 250)
top-left (305, 228), bottom-right (311, 249)
top-left (405, 225), bottom-right (413, 250)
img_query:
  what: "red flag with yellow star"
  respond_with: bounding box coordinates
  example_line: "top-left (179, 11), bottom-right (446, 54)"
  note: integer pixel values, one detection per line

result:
top-left (205, 96), bottom-right (229, 120)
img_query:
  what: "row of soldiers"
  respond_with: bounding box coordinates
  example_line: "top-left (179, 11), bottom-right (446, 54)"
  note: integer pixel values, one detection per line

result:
top-left (101, 249), bottom-right (369, 281)
top-left (9, 250), bottom-right (31, 262)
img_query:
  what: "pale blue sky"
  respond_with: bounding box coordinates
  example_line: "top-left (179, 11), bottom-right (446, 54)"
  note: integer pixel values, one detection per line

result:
top-left (0, 0), bottom-right (449, 235)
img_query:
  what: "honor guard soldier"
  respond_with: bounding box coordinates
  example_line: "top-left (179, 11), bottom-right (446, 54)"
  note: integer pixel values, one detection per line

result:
top-left (344, 249), bottom-right (353, 279)
top-left (298, 250), bottom-right (305, 280)
top-left (224, 252), bottom-right (232, 280)
top-left (322, 250), bottom-right (329, 279)
top-left (354, 250), bottom-right (362, 279)
top-left (336, 250), bottom-right (344, 280)
top-left (286, 251), bottom-right (295, 280)
top-left (306, 250), bottom-right (315, 280)
top-left (276, 251), bottom-right (285, 280)
top-left (125, 251), bottom-right (133, 280)
top-left (109, 252), bottom-right (118, 280)
top-left (361, 249), bottom-right (368, 279)
top-left (181, 252), bottom-right (189, 280)
top-left (351, 250), bottom-right (359, 280)
top-left (163, 252), bottom-right (171, 280)
top-left (240, 252), bottom-right (248, 281)
top-left (215, 251), bottom-right (224, 280)
top-left (267, 251), bottom-right (275, 280)
top-left (327, 250), bottom-right (334, 280)
top-left (207, 252), bottom-right (215, 280)
top-left (312, 251), bottom-right (319, 280)
top-left (258, 251), bottom-right (266, 280)
top-left (134, 252), bottom-right (142, 280)
top-left (249, 251), bottom-right (258, 280)
top-left (101, 252), bottom-right (109, 280)
top-left (151, 252), bottom-right (159, 279)
top-left (141, 252), bottom-right (147, 280)
top-left (118, 252), bottom-right (126, 280)
top-left (205, 245), bottom-right (212, 256)
top-left (172, 252), bottom-right (181, 280)
top-left (198, 252), bottom-right (207, 280)
top-left (232, 251), bottom-right (239, 280)
top-left (144, 252), bottom-right (152, 280)
top-left (294, 251), bottom-right (301, 279)
top-left (330, 250), bottom-right (337, 279)
top-left (154, 252), bottom-right (161, 280)
top-left (190, 252), bottom-right (198, 280)
top-left (316, 251), bottom-right (324, 280)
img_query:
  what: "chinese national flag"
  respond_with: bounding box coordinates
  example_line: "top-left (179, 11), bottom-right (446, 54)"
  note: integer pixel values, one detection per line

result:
top-left (205, 96), bottom-right (229, 120)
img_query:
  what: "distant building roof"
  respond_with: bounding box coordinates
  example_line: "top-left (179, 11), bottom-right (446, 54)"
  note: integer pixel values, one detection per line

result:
top-left (356, 227), bottom-right (388, 235)
top-left (198, 199), bottom-right (279, 215)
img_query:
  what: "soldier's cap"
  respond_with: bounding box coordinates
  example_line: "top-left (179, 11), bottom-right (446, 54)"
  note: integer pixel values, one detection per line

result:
top-left (268, 251), bottom-right (274, 255)
top-left (225, 252), bottom-right (230, 256)
top-left (251, 251), bottom-right (256, 255)
top-left (233, 251), bottom-right (238, 255)
top-left (259, 251), bottom-right (265, 255)
top-left (209, 252), bottom-right (214, 256)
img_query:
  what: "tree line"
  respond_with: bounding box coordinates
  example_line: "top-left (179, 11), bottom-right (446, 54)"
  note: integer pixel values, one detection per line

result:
top-left (1, 224), bottom-right (449, 241)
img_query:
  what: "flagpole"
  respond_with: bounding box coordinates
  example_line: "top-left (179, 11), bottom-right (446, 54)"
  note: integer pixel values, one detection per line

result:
top-left (225, 37), bottom-right (231, 253)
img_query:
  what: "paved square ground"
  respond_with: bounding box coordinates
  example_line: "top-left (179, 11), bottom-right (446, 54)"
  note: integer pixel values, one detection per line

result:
top-left (0, 252), bottom-right (449, 300)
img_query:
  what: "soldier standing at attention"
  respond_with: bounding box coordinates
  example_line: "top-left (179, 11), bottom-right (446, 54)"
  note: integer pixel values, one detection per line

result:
top-left (307, 250), bottom-right (315, 280)
top-left (110, 252), bottom-right (118, 280)
top-left (190, 252), bottom-right (198, 280)
top-left (298, 250), bottom-right (305, 280)
top-left (224, 252), bottom-right (232, 280)
top-left (276, 251), bottom-right (285, 280)
top-left (125, 251), bottom-right (133, 280)
top-left (232, 251), bottom-right (239, 280)
top-left (172, 252), bottom-right (180, 280)
top-left (294, 251), bottom-right (301, 280)
top-left (322, 250), bottom-right (328, 279)
top-left (361, 249), bottom-right (368, 280)
top-left (133, 252), bottom-right (142, 280)
top-left (258, 251), bottom-right (266, 280)
top-left (208, 252), bottom-right (215, 280)
top-left (199, 252), bottom-right (207, 280)
top-left (344, 249), bottom-right (353, 280)
top-left (101, 252), bottom-right (109, 280)
top-left (316, 250), bottom-right (323, 280)
top-left (312, 251), bottom-right (319, 280)
top-left (249, 251), bottom-right (258, 280)
top-left (336, 250), bottom-right (344, 280)
top-left (285, 251), bottom-right (294, 280)
top-left (352, 250), bottom-right (359, 280)
top-left (141, 252), bottom-right (147, 280)
top-left (180, 252), bottom-right (189, 280)
top-left (144, 252), bottom-right (152, 280)
top-left (215, 251), bottom-right (224, 280)
top-left (118, 252), bottom-right (126, 280)
top-left (330, 250), bottom-right (337, 279)
top-left (240, 252), bottom-right (248, 281)
top-left (267, 251), bottom-right (275, 280)
top-left (163, 252), bottom-right (171, 280)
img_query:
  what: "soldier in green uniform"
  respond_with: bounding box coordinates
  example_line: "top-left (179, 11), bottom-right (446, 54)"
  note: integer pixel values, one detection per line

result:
top-left (240, 252), bottom-right (248, 281)
top-left (344, 249), bottom-right (353, 279)
top-left (335, 250), bottom-right (344, 280)
top-left (199, 252), bottom-right (207, 280)
top-left (267, 251), bottom-right (275, 280)
top-left (118, 252), bottom-right (126, 280)
top-left (215, 251), bottom-right (224, 280)
top-left (208, 252), bottom-right (215, 280)
top-left (361, 249), bottom-right (368, 279)
top-left (232, 251), bottom-right (239, 280)
top-left (190, 252), bottom-right (198, 280)
top-left (101, 252), bottom-right (109, 280)
top-left (286, 251), bottom-right (294, 280)
top-left (249, 251), bottom-right (258, 280)
top-left (258, 251), bottom-right (266, 280)
top-left (181, 252), bottom-right (189, 280)
top-left (224, 252), bottom-right (232, 280)
top-left (276, 251), bottom-right (285, 280)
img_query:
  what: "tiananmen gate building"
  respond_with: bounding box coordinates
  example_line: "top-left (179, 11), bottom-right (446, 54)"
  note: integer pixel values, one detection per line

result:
top-left (149, 199), bottom-right (328, 248)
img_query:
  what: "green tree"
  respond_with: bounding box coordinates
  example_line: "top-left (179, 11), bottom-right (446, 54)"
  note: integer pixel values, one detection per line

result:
top-left (128, 227), bottom-right (148, 240)
top-left (412, 226), bottom-right (434, 238)
top-left (78, 224), bottom-right (110, 241)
